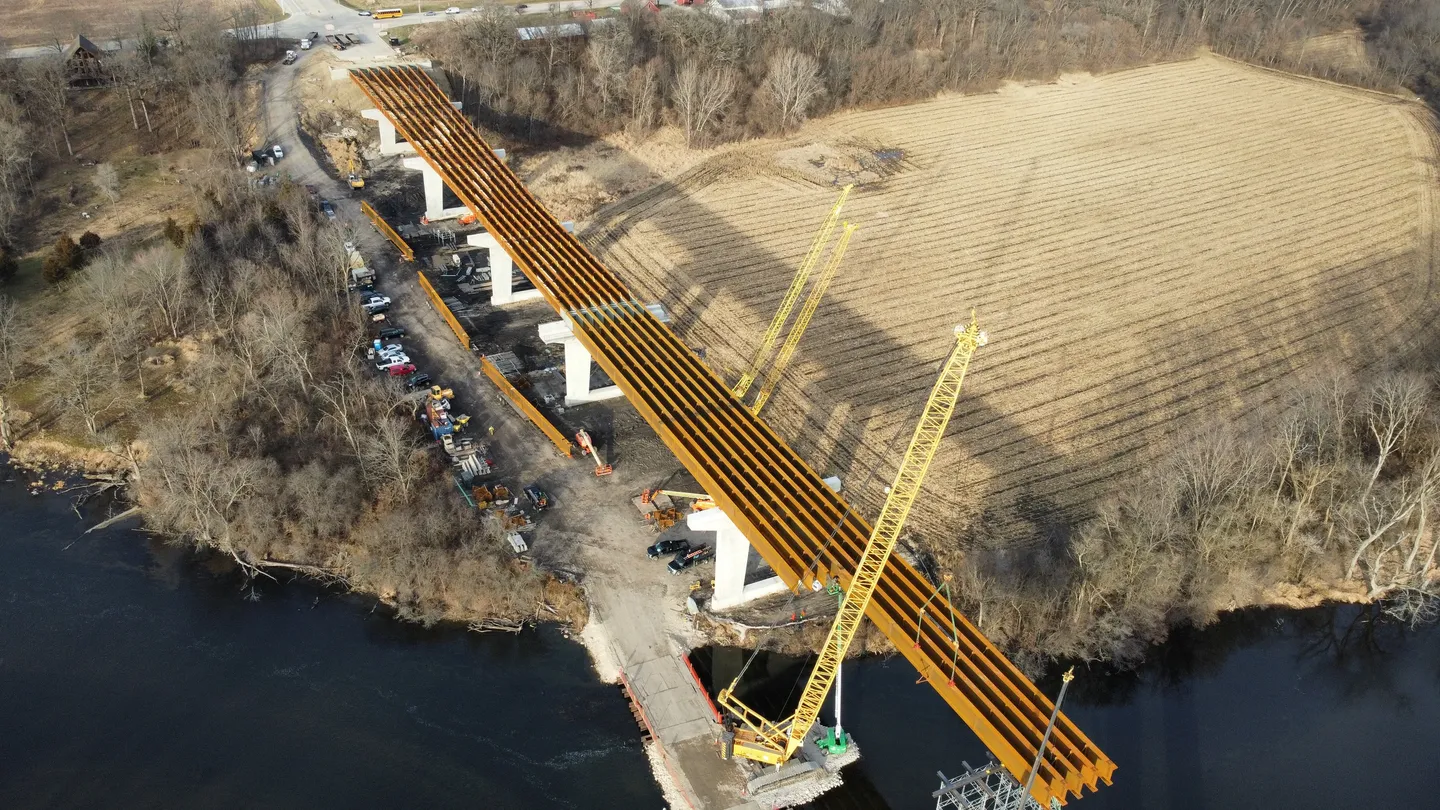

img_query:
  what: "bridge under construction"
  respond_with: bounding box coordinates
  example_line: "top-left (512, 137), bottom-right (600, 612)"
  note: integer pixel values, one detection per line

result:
top-left (350, 64), bottom-right (1115, 807)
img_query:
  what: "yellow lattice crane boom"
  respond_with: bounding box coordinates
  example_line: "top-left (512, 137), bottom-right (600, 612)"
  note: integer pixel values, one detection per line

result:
top-left (718, 315), bottom-right (988, 765)
top-left (730, 185), bottom-right (853, 399)
top-left (749, 222), bottom-right (857, 417)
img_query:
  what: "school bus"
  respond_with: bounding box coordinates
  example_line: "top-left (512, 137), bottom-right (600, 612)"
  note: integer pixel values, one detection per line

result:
top-left (374, 8), bottom-right (405, 19)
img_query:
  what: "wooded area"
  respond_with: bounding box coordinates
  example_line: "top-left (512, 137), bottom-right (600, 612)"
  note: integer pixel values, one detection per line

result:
top-left (957, 370), bottom-right (1440, 664)
top-left (6, 183), bottom-right (565, 624)
top-left (419, 0), bottom-right (1440, 147)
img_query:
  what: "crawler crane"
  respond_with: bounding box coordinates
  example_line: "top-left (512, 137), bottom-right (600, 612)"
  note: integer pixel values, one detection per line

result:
top-left (718, 315), bottom-right (987, 770)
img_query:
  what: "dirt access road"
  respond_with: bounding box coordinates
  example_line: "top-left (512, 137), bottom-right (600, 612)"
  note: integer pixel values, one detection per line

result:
top-left (590, 54), bottom-right (1440, 562)
top-left (263, 58), bottom-right (755, 810)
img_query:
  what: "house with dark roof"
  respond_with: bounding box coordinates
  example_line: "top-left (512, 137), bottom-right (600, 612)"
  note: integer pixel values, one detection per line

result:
top-left (61, 35), bottom-right (106, 87)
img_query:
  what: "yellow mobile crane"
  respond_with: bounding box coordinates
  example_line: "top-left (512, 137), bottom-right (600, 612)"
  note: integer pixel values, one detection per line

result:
top-left (748, 222), bottom-right (857, 417)
top-left (717, 315), bottom-right (987, 766)
top-left (730, 185), bottom-right (852, 399)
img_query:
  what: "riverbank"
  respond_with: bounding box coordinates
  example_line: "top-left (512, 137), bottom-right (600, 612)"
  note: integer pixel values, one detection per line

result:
top-left (3, 430), bottom-right (1409, 672)
top-left (3, 440), bottom-right (590, 635)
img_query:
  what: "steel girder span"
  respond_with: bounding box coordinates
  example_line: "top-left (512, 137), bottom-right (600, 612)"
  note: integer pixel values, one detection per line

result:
top-left (350, 65), bottom-right (1115, 806)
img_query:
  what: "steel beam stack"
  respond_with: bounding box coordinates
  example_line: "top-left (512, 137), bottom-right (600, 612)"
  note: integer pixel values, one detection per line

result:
top-left (350, 65), bottom-right (1115, 806)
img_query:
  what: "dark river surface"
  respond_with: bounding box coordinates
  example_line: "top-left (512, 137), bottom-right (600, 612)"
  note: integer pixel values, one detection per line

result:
top-left (4, 471), bottom-right (1439, 810)
top-left (0, 474), bottom-right (664, 810)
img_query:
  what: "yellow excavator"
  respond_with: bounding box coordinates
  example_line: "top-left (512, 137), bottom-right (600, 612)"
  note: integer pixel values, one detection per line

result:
top-left (717, 315), bottom-right (987, 767)
top-left (348, 154), bottom-right (365, 189)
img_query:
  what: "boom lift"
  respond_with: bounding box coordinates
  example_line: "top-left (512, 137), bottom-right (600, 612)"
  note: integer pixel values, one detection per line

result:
top-left (749, 222), bottom-right (857, 417)
top-left (718, 315), bottom-right (987, 768)
top-left (730, 185), bottom-right (852, 399)
top-left (576, 429), bottom-right (612, 476)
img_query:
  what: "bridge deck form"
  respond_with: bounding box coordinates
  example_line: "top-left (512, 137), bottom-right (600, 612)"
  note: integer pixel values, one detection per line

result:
top-left (350, 65), bottom-right (1115, 806)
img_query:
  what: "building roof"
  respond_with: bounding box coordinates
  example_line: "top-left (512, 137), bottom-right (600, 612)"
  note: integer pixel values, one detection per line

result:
top-left (62, 35), bottom-right (103, 62)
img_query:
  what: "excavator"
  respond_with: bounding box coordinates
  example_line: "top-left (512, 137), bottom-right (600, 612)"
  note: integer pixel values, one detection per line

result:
top-left (348, 154), bottom-right (365, 189)
top-left (717, 316), bottom-right (986, 784)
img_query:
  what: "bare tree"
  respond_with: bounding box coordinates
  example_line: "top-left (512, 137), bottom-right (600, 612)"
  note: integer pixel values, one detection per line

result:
top-left (1363, 372), bottom-right (1427, 495)
top-left (673, 60), bottom-right (736, 147)
top-left (360, 415), bottom-right (426, 499)
top-left (188, 80), bottom-right (247, 160)
top-left (22, 57), bottom-right (73, 157)
top-left (587, 22), bottom-right (634, 113)
top-left (0, 96), bottom-right (33, 240)
top-left (762, 49), bottom-right (824, 131)
top-left (132, 245), bottom-right (190, 339)
top-left (95, 163), bottom-right (121, 203)
top-left (0, 393), bottom-right (14, 451)
top-left (627, 59), bottom-right (664, 138)
top-left (0, 294), bottom-right (20, 381)
top-left (46, 342), bottom-right (114, 435)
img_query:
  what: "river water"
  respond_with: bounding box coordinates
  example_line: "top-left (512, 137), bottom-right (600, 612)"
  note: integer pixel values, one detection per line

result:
top-left (4, 471), bottom-right (1438, 810)
top-left (0, 474), bottom-right (664, 810)
top-left (694, 603), bottom-right (1440, 810)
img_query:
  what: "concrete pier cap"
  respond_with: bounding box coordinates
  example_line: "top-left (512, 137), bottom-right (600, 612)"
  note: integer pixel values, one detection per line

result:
top-left (539, 301), bottom-right (671, 407)
top-left (696, 476), bottom-right (840, 612)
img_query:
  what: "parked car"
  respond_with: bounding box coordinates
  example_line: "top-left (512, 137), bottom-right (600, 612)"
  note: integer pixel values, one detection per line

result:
top-left (369, 343), bottom-right (404, 356)
top-left (405, 372), bottom-right (433, 390)
top-left (378, 326), bottom-right (406, 340)
top-left (647, 538), bottom-right (689, 559)
top-left (386, 363), bottom-right (417, 377)
top-left (367, 303), bottom-right (391, 316)
top-left (319, 199), bottom-right (336, 219)
top-left (375, 354), bottom-right (411, 371)
top-left (361, 295), bottom-right (391, 311)
top-left (668, 545), bottom-right (713, 574)
top-left (271, 144), bottom-right (284, 160)
top-left (358, 9), bottom-right (372, 15)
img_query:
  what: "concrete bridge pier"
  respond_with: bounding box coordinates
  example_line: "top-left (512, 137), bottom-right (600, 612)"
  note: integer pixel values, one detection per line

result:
top-left (539, 303), bottom-right (670, 407)
top-left (538, 319), bottom-right (625, 406)
top-left (360, 108), bottom-right (415, 156)
top-left (362, 101), bottom-right (505, 223)
top-left (466, 230), bottom-right (544, 307)
top-left (402, 157), bottom-right (471, 222)
top-left (689, 507), bottom-right (790, 612)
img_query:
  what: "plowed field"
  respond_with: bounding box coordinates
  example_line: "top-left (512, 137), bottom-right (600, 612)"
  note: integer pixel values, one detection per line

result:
top-left (586, 56), bottom-right (1440, 555)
